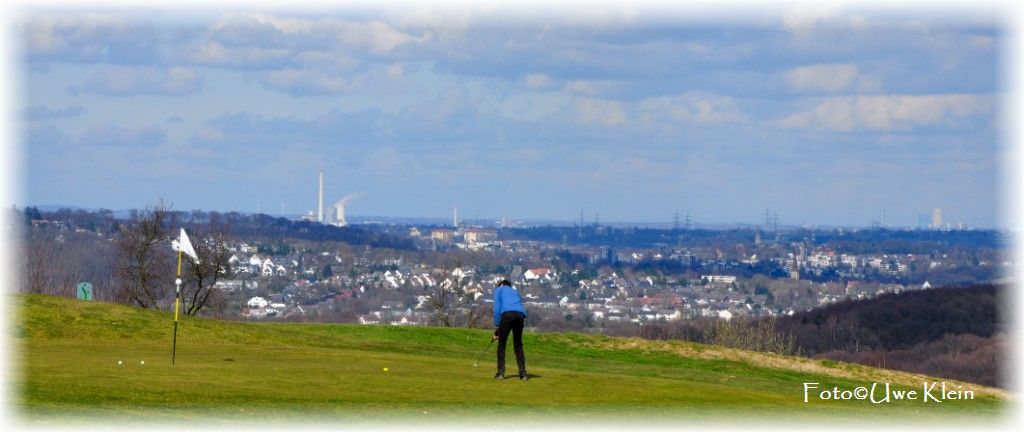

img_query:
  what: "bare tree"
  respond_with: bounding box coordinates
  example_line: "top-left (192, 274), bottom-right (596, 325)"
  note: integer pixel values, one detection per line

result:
top-left (22, 229), bottom-right (111, 298)
top-left (23, 232), bottom-right (52, 294)
top-left (427, 266), bottom-right (455, 327)
top-left (114, 201), bottom-right (174, 309)
top-left (181, 229), bottom-right (233, 316)
top-left (427, 262), bottom-right (488, 328)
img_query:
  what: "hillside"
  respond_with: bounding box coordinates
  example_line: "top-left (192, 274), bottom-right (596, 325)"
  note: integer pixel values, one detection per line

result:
top-left (12, 294), bottom-right (1011, 426)
top-left (777, 284), bottom-right (1007, 386)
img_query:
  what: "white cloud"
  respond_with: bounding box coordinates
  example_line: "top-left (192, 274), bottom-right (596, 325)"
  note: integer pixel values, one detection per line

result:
top-left (80, 122), bottom-right (167, 147)
top-left (388, 63), bottom-right (405, 78)
top-left (210, 13), bottom-right (314, 34)
top-left (390, 5), bottom-right (478, 42)
top-left (781, 94), bottom-right (992, 132)
top-left (786, 63), bottom-right (865, 93)
top-left (574, 97), bottom-right (627, 126)
top-left (336, 21), bottom-right (424, 54)
top-left (206, 13), bottom-right (429, 56)
top-left (782, 3), bottom-right (841, 37)
top-left (970, 35), bottom-right (994, 49)
top-left (259, 69), bottom-right (356, 95)
top-left (190, 41), bottom-right (292, 68)
top-left (25, 13), bottom-right (123, 55)
top-left (400, 86), bottom-right (477, 126)
top-left (638, 93), bottom-right (746, 127)
top-left (23, 13), bottom-right (155, 64)
top-left (80, 66), bottom-right (202, 96)
top-left (523, 73), bottom-right (555, 90)
top-left (563, 80), bottom-right (620, 97)
top-left (25, 105), bottom-right (86, 121)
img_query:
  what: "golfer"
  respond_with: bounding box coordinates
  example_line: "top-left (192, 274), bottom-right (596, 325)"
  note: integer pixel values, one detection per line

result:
top-left (492, 279), bottom-right (528, 380)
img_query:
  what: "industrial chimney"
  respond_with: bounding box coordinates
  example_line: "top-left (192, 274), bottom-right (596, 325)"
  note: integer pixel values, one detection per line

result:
top-left (318, 171), bottom-right (324, 223)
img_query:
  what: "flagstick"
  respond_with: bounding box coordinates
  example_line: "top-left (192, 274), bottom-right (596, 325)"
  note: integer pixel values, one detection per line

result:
top-left (173, 249), bottom-right (182, 365)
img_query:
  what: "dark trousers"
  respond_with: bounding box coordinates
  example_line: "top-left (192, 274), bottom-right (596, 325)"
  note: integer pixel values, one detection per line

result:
top-left (496, 311), bottom-right (526, 374)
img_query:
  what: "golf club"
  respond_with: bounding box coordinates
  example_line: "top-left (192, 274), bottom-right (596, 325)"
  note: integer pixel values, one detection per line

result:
top-left (471, 339), bottom-right (495, 367)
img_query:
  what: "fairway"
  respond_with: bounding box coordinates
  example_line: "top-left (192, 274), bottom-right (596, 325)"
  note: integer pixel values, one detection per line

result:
top-left (13, 294), bottom-right (1012, 426)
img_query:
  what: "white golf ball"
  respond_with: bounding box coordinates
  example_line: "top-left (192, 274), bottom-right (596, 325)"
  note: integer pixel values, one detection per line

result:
top-left (117, 360), bottom-right (123, 365)
top-left (140, 360), bottom-right (145, 365)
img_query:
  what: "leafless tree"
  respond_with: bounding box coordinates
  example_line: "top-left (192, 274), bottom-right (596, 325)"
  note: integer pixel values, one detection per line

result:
top-left (114, 201), bottom-right (174, 309)
top-left (22, 229), bottom-right (114, 298)
top-left (181, 228), bottom-right (233, 316)
top-left (23, 232), bottom-right (52, 294)
top-left (427, 262), bottom-right (489, 328)
top-left (427, 266), bottom-right (456, 327)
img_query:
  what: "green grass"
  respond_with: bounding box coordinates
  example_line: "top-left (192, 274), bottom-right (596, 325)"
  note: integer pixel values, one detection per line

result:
top-left (12, 294), bottom-right (1012, 426)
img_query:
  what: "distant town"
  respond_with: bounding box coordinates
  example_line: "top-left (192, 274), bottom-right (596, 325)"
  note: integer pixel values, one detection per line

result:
top-left (18, 198), bottom-right (1013, 333)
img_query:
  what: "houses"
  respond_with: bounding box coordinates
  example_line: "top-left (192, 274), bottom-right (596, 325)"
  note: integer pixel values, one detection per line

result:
top-left (430, 229), bottom-right (455, 243)
top-left (523, 267), bottom-right (555, 283)
top-left (463, 228), bottom-right (498, 244)
top-left (700, 275), bottom-right (736, 289)
top-left (244, 296), bottom-right (281, 318)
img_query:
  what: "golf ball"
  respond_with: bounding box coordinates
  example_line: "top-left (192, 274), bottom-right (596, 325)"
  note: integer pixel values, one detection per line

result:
top-left (117, 360), bottom-right (123, 365)
top-left (140, 361), bottom-right (145, 365)
top-left (383, 367), bottom-right (389, 372)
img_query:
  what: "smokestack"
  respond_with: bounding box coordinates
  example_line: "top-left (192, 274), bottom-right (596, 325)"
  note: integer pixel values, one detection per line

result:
top-left (318, 171), bottom-right (324, 223)
top-left (453, 206), bottom-right (458, 227)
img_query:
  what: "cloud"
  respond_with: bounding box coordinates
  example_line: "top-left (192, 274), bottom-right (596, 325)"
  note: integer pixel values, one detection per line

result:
top-left (970, 35), bottom-right (994, 49)
top-left (782, 3), bottom-right (841, 37)
top-left (190, 41), bottom-right (292, 68)
top-left (80, 122), bottom-right (167, 147)
top-left (780, 94), bottom-right (992, 132)
top-left (638, 93), bottom-right (746, 127)
top-left (197, 109), bottom-right (387, 151)
top-left (24, 105), bottom-right (86, 121)
top-left (78, 66), bottom-right (203, 96)
top-left (574, 97), bottom-right (627, 126)
top-left (387, 63), bottom-right (405, 77)
top-left (523, 73), bottom-right (555, 90)
top-left (206, 13), bottom-right (428, 55)
top-left (563, 80), bottom-right (621, 97)
top-left (24, 13), bottom-right (159, 65)
top-left (338, 21), bottom-right (426, 54)
top-left (398, 86), bottom-right (479, 129)
top-left (259, 69), bottom-right (357, 96)
top-left (786, 63), bottom-right (877, 93)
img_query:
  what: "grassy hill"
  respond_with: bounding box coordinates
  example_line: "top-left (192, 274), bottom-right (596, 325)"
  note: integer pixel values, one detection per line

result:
top-left (12, 294), bottom-right (1012, 426)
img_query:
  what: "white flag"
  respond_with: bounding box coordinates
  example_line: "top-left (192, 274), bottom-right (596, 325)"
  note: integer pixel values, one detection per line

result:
top-left (173, 228), bottom-right (200, 262)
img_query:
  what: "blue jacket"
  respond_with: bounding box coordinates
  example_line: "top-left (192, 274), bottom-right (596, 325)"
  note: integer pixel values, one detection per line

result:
top-left (493, 284), bottom-right (527, 327)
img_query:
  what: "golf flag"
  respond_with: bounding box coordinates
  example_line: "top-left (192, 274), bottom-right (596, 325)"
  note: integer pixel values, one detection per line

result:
top-left (170, 228), bottom-right (198, 366)
top-left (173, 228), bottom-right (200, 262)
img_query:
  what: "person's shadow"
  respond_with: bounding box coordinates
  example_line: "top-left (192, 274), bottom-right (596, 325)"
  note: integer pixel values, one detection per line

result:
top-left (490, 373), bottom-right (542, 380)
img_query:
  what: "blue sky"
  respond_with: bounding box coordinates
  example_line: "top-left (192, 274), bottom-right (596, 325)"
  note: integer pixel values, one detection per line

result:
top-left (15, 3), bottom-right (1007, 228)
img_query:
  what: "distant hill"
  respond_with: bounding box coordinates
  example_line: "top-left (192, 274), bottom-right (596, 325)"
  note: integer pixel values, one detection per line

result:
top-left (777, 284), bottom-right (1007, 387)
top-left (15, 294), bottom-right (1007, 425)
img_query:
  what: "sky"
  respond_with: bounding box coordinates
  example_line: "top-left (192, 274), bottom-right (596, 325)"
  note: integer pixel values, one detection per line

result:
top-left (11, 2), bottom-right (1010, 228)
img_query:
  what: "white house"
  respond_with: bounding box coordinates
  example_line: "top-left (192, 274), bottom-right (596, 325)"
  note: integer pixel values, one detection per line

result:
top-left (701, 275), bottom-right (736, 284)
top-left (247, 296), bottom-right (269, 309)
top-left (524, 268), bottom-right (554, 282)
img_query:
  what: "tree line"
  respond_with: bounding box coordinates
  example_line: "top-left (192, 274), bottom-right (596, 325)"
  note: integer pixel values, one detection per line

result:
top-left (630, 284), bottom-right (1007, 387)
